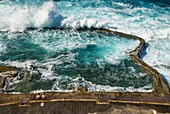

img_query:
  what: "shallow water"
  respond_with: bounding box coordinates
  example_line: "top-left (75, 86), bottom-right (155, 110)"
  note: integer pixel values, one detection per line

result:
top-left (0, 0), bottom-right (169, 92)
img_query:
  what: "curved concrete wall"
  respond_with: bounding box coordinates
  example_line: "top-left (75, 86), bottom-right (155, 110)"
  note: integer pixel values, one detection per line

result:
top-left (88, 28), bottom-right (169, 95)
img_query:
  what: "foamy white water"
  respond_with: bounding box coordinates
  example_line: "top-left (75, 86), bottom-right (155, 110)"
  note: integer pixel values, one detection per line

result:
top-left (0, 1), bottom-right (108, 31)
top-left (0, 1), bottom-right (169, 40)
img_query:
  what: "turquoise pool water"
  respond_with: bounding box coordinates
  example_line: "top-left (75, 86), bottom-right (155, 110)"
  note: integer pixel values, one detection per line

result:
top-left (0, 30), bottom-right (153, 92)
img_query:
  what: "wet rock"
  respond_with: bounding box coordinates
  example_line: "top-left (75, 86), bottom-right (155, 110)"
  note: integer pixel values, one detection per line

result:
top-left (0, 66), bottom-right (17, 93)
top-left (0, 66), bottom-right (17, 78)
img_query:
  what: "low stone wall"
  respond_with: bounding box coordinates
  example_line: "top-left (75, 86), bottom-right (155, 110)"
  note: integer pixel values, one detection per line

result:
top-left (90, 28), bottom-right (169, 95)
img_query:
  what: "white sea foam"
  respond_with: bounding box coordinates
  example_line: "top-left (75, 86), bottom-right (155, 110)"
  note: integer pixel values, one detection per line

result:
top-left (0, 60), bottom-right (36, 69)
top-left (0, 1), bottom-right (169, 40)
top-left (1, 58), bottom-right (153, 93)
top-left (143, 39), bottom-right (170, 87)
top-left (28, 84), bottom-right (153, 93)
top-left (0, 43), bottom-right (6, 55)
top-left (94, 84), bottom-right (153, 92)
top-left (0, 1), bottom-right (108, 32)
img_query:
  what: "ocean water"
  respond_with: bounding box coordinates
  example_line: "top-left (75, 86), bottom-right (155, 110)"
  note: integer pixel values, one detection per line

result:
top-left (0, 0), bottom-right (169, 92)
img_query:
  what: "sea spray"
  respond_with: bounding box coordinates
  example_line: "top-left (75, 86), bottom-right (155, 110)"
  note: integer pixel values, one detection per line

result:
top-left (0, 1), bottom-right (108, 31)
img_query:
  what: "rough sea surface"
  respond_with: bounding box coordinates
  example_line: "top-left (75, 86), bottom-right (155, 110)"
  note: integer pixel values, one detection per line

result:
top-left (0, 0), bottom-right (169, 93)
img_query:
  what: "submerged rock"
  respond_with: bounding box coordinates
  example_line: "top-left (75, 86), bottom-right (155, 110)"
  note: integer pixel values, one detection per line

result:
top-left (0, 66), bottom-right (17, 78)
top-left (0, 66), bottom-right (17, 93)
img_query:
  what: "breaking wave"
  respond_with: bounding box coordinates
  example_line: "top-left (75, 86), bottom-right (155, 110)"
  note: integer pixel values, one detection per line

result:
top-left (0, 1), bottom-right (108, 32)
